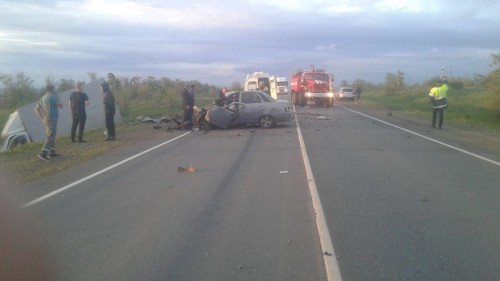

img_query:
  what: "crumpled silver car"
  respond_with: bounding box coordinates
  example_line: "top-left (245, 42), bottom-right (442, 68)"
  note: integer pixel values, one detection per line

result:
top-left (199, 90), bottom-right (292, 129)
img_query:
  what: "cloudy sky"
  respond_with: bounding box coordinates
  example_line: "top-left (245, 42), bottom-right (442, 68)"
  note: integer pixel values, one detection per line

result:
top-left (1, 0), bottom-right (499, 87)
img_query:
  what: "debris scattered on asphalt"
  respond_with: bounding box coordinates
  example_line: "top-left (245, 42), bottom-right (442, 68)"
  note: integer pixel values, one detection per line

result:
top-left (280, 171), bottom-right (289, 174)
top-left (177, 165), bottom-right (196, 173)
top-left (324, 251), bottom-right (333, 256)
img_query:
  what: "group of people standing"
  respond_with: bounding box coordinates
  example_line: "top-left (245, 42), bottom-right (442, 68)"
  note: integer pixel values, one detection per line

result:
top-left (35, 81), bottom-right (116, 161)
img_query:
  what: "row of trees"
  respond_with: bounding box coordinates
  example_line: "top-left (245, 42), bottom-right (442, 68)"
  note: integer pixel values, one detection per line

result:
top-left (0, 71), bottom-right (236, 113)
top-left (339, 70), bottom-right (489, 93)
top-left (377, 53), bottom-right (499, 117)
top-left (0, 73), bottom-right (79, 108)
top-left (105, 74), bottom-right (225, 117)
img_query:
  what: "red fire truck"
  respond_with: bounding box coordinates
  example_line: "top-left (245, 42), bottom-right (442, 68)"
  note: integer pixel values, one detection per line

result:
top-left (290, 65), bottom-right (334, 107)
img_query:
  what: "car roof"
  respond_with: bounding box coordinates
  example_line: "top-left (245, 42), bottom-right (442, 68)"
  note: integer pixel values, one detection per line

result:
top-left (225, 90), bottom-right (269, 96)
top-left (225, 90), bottom-right (276, 101)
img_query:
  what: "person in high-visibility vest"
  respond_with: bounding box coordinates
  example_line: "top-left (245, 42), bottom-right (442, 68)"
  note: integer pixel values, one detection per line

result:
top-left (428, 79), bottom-right (448, 129)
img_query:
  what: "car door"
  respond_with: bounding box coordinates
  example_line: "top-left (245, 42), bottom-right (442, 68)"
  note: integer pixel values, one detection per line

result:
top-left (238, 91), bottom-right (265, 124)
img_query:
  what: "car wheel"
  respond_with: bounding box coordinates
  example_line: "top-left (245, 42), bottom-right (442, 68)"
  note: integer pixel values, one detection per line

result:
top-left (259, 115), bottom-right (274, 128)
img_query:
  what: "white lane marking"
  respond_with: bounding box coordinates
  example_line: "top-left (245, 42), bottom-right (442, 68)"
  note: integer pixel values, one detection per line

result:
top-left (294, 105), bottom-right (343, 281)
top-left (22, 132), bottom-right (192, 208)
top-left (338, 105), bottom-right (500, 167)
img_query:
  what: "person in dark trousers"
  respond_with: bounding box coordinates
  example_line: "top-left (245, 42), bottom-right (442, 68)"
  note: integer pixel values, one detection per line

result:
top-left (354, 87), bottom-right (362, 103)
top-left (181, 84), bottom-right (195, 126)
top-left (101, 81), bottom-right (116, 141)
top-left (429, 79), bottom-right (449, 129)
top-left (69, 82), bottom-right (90, 142)
top-left (34, 85), bottom-right (63, 160)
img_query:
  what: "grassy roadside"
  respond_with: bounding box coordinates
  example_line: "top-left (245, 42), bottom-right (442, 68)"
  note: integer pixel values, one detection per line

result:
top-left (0, 116), bottom-right (179, 185)
top-left (0, 97), bottom-right (220, 186)
top-left (361, 89), bottom-right (500, 130)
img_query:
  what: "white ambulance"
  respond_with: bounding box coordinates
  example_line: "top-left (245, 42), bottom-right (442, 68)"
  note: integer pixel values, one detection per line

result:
top-left (244, 71), bottom-right (271, 93)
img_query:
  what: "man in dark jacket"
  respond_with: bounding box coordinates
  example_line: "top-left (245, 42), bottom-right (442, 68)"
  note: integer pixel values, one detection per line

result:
top-left (101, 81), bottom-right (116, 141)
top-left (182, 84), bottom-right (195, 124)
top-left (69, 82), bottom-right (90, 142)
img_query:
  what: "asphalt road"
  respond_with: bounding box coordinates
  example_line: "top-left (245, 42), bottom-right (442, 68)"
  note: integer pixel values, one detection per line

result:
top-left (17, 125), bottom-right (326, 281)
top-left (296, 102), bottom-right (500, 281)
top-left (8, 99), bottom-right (500, 281)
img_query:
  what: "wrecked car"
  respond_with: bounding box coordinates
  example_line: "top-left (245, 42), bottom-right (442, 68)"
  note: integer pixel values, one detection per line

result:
top-left (198, 90), bottom-right (292, 130)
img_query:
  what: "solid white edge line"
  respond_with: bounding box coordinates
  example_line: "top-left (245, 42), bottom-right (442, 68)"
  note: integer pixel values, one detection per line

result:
top-left (294, 105), bottom-right (343, 281)
top-left (22, 131), bottom-right (192, 208)
top-left (337, 105), bottom-right (500, 167)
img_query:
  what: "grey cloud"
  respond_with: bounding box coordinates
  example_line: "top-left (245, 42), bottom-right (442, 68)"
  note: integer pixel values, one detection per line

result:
top-left (0, 0), bottom-right (498, 87)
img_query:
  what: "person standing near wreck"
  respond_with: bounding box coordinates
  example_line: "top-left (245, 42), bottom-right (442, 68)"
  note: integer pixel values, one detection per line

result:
top-left (215, 87), bottom-right (228, 106)
top-left (101, 81), bottom-right (116, 141)
top-left (181, 84), bottom-right (195, 125)
top-left (69, 82), bottom-right (90, 142)
top-left (34, 85), bottom-right (63, 160)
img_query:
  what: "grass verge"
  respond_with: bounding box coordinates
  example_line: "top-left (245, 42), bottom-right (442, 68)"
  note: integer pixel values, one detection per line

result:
top-left (362, 89), bottom-right (500, 130)
top-left (0, 120), bottom-right (174, 185)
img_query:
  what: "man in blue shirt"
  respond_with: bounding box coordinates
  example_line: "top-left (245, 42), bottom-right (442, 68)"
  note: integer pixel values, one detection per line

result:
top-left (35, 85), bottom-right (63, 160)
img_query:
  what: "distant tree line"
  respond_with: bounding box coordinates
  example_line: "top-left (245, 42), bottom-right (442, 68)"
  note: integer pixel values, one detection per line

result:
top-left (0, 71), bottom-right (243, 114)
top-left (105, 73), bottom-right (244, 117)
top-left (0, 73), bottom-right (76, 108)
